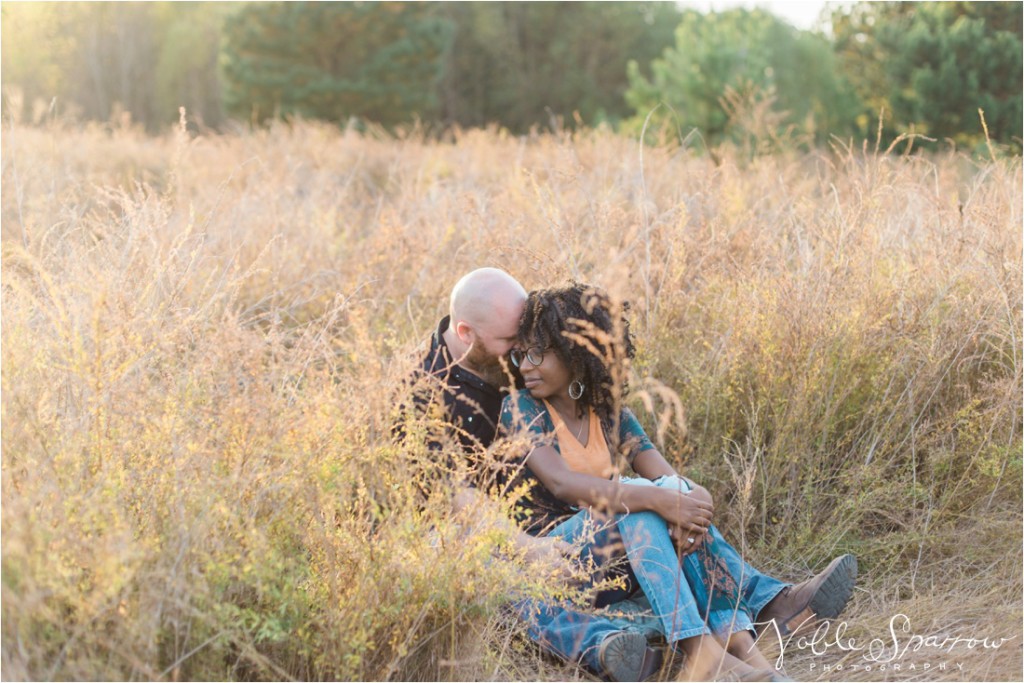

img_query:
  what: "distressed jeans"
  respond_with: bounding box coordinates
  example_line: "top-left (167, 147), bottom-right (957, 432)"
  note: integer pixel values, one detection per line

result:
top-left (516, 475), bottom-right (788, 671)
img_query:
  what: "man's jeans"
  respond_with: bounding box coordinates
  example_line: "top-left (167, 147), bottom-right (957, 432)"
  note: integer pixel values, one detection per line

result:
top-left (516, 475), bottom-right (788, 672)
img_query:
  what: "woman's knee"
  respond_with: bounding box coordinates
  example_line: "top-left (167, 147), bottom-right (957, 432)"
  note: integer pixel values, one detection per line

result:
top-left (614, 509), bottom-right (674, 549)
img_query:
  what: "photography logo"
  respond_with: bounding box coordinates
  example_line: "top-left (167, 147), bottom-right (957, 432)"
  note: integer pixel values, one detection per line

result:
top-left (753, 613), bottom-right (1016, 676)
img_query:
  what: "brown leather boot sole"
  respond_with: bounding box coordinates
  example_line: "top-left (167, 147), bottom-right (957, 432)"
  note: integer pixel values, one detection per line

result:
top-left (756, 554), bottom-right (857, 637)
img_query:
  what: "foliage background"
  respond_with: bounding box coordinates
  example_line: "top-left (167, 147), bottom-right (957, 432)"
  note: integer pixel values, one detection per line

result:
top-left (1, 2), bottom-right (1021, 152)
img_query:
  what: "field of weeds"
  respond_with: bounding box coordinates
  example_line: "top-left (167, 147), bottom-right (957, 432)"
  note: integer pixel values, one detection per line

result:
top-left (2, 118), bottom-right (1021, 682)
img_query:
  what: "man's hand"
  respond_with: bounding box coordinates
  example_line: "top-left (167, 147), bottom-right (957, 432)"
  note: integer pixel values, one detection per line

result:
top-left (516, 532), bottom-right (577, 582)
top-left (452, 486), bottom-right (578, 580)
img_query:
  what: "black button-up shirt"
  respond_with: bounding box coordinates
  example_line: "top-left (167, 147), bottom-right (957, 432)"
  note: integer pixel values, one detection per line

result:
top-left (410, 315), bottom-right (518, 453)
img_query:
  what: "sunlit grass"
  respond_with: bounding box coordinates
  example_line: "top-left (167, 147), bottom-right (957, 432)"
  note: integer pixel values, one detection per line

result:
top-left (2, 117), bottom-right (1020, 681)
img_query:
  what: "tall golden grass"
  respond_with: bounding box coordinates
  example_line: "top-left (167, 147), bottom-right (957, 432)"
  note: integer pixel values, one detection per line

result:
top-left (2, 116), bottom-right (1021, 681)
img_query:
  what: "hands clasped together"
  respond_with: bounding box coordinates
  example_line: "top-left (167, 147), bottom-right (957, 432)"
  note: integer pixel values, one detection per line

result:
top-left (654, 482), bottom-right (715, 556)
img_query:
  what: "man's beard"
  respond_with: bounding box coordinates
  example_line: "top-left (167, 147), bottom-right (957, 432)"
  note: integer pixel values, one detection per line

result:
top-left (464, 342), bottom-right (511, 388)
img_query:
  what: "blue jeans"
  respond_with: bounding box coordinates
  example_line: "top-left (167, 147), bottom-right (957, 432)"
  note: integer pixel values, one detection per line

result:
top-left (515, 596), bottom-right (662, 673)
top-left (517, 476), bottom-right (788, 671)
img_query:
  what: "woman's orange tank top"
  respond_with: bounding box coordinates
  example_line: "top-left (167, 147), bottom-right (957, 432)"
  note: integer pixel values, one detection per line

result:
top-left (542, 400), bottom-right (614, 479)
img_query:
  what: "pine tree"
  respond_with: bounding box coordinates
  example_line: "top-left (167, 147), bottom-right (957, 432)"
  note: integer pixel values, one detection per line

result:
top-left (221, 2), bottom-right (453, 127)
top-left (831, 2), bottom-right (1023, 151)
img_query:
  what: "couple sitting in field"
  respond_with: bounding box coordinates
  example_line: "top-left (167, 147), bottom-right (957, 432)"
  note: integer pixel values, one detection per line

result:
top-left (405, 267), bottom-right (856, 682)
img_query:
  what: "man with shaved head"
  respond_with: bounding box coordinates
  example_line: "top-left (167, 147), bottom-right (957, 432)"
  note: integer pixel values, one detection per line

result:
top-left (443, 267), bottom-right (527, 404)
top-left (403, 267), bottom-right (663, 682)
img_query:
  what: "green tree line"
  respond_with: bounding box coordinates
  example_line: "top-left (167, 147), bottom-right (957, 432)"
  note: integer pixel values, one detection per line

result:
top-left (2, 1), bottom-right (1020, 151)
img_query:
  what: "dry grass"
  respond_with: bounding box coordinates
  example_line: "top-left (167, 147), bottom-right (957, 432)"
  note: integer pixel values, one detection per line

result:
top-left (2, 116), bottom-right (1021, 682)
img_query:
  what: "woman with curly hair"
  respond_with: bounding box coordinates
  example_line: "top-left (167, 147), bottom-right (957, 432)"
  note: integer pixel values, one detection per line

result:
top-left (499, 283), bottom-right (790, 682)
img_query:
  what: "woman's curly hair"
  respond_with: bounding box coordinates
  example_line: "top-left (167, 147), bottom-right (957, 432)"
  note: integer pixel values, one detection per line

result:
top-left (517, 282), bottom-right (635, 427)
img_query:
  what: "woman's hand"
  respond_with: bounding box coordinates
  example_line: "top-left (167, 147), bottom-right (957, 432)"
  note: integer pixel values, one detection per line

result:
top-left (665, 484), bottom-right (715, 555)
top-left (650, 486), bottom-right (714, 534)
top-left (667, 523), bottom-right (707, 555)
top-left (687, 484), bottom-right (714, 510)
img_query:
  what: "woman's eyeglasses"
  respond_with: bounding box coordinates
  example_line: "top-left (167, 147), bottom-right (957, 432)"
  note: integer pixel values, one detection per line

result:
top-left (509, 346), bottom-right (546, 368)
